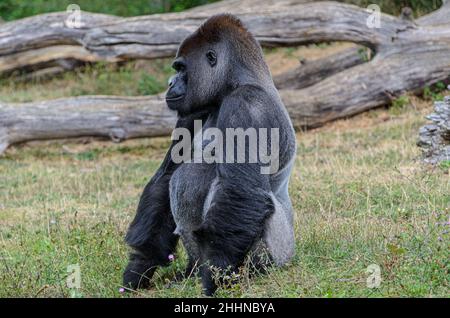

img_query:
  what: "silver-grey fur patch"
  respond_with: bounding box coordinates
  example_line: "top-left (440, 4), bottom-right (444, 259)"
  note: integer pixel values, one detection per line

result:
top-left (202, 177), bottom-right (219, 218)
top-left (263, 193), bottom-right (295, 266)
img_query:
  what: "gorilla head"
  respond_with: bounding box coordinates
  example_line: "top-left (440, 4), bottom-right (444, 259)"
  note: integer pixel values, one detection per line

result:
top-left (165, 14), bottom-right (271, 115)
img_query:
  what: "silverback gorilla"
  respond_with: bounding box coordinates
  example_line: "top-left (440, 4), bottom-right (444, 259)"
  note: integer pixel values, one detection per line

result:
top-left (123, 14), bottom-right (296, 296)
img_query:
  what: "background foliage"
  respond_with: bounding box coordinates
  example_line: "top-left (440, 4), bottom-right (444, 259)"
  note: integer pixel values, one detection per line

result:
top-left (0, 0), bottom-right (219, 21)
top-left (344, 0), bottom-right (442, 16)
top-left (0, 0), bottom-right (443, 21)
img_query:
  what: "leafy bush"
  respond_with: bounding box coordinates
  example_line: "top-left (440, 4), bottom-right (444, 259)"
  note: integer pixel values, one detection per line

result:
top-left (0, 0), bottom-right (219, 21)
top-left (342, 0), bottom-right (442, 16)
top-left (423, 82), bottom-right (447, 102)
top-left (390, 95), bottom-right (410, 115)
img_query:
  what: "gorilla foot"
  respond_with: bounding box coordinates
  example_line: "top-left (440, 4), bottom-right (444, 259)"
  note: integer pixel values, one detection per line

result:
top-left (123, 259), bottom-right (157, 290)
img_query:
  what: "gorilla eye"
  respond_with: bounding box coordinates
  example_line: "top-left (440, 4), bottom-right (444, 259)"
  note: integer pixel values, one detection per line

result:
top-left (206, 50), bottom-right (217, 67)
top-left (172, 60), bottom-right (186, 72)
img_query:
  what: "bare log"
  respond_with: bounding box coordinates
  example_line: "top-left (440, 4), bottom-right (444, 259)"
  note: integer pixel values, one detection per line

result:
top-left (273, 46), bottom-right (368, 90)
top-left (0, 96), bottom-right (176, 153)
top-left (418, 95), bottom-right (450, 165)
top-left (281, 1), bottom-right (450, 127)
top-left (417, 0), bottom-right (449, 26)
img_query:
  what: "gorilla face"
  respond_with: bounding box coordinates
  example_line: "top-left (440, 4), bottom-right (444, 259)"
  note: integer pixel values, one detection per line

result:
top-left (165, 39), bottom-right (226, 115)
top-left (165, 58), bottom-right (188, 110)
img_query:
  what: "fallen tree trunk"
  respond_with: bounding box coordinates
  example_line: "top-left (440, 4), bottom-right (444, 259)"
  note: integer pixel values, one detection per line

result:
top-left (1, 0), bottom-right (450, 154)
top-left (273, 46), bottom-right (368, 90)
top-left (0, 0), bottom-right (409, 75)
top-left (418, 95), bottom-right (450, 165)
top-left (0, 95), bottom-right (176, 154)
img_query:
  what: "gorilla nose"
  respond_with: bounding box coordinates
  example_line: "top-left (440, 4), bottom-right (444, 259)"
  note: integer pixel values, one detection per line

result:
top-left (166, 74), bottom-right (186, 102)
top-left (168, 75), bottom-right (176, 88)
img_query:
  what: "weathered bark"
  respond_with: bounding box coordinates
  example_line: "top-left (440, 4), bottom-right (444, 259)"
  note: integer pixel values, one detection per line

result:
top-left (0, 96), bottom-right (176, 154)
top-left (281, 1), bottom-right (450, 127)
top-left (1, 0), bottom-right (450, 153)
top-left (273, 46), bottom-right (369, 90)
top-left (0, 0), bottom-right (409, 75)
top-left (418, 95), bottom-right (450, 165)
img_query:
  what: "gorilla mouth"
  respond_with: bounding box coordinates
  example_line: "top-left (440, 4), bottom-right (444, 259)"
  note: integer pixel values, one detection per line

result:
top-left (166, 95), bottom-right (185, 102)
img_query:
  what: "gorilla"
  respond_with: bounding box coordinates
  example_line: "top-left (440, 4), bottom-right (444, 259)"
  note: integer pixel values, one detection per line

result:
top-left (123, 14), bottom-right (296, 296)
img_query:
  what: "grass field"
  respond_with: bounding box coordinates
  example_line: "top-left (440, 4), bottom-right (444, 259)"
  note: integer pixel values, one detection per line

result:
top-left (0, 43), bottom-right (449, 297)
top-left (0, 98), bottom-right (448, 298)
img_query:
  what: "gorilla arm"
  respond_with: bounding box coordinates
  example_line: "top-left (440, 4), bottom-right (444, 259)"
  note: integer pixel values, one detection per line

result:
top-left (123, 112), bottom-right (205, 289)
top-left (193, 89), bottom-right (276, 295)
top-left (123, 168), bottom-right (177, 289)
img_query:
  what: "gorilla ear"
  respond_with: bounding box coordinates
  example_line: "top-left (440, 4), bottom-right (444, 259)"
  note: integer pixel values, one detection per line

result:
top-left (206, 50), bottom-right (217, 67)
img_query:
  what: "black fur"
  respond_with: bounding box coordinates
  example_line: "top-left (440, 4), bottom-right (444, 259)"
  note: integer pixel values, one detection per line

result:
top-left (123, 113), bottom-right (207, 289)
top-left (123, 14), bottom-right (296, 296)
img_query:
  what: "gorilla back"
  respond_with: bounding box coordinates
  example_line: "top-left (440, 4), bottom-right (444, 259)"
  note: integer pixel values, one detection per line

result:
top-left (123, 14), bottom-right (296, 296)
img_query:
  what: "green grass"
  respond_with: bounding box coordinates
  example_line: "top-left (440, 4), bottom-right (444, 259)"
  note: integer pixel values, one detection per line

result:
top-left (0, 60), bottom-right (174, 103)
top-left (0, 97), bottom-right (448, 297)
top-left (390, 95), bottom-right (410, 116)
top-left (423, 82), bottom-right (448, 102)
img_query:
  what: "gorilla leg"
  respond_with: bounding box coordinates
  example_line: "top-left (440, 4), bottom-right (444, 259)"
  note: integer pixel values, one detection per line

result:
top-left (123, 173), bottom-right (178, 289)
top-left (194, 164), bottom-right (275, 296)
top-left (172, 232), bottom-right (201, 282)
top-left (263, 194), bottom-right (295, 266)
top-left (123, 113), bottom-right (206, 289)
